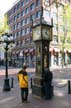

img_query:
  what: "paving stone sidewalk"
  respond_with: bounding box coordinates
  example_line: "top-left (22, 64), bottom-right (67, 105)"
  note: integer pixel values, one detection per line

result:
top-left (0, 85), bottom-right (71, 108)
top-left (0, 67), bottom-right (71, 108)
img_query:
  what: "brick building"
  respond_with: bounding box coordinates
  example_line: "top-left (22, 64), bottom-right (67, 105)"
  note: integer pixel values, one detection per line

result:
top-left (6, 0), bottom-right (71, 67)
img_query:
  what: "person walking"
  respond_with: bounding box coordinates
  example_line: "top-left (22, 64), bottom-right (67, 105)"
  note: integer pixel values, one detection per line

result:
top-left (18, 63), bottom-right (29, 103)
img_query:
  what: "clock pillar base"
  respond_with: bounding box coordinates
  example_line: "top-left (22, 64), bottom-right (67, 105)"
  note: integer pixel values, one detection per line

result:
top-left (32, 84), bottom-right (44, 98)
top-left (32, 76), bottom-right (44, 98)
top-left (32, 73), bottom-right (53, 99)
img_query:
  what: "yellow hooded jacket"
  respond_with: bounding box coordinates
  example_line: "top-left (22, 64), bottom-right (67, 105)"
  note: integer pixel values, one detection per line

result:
top-left (18, 70), bottom-right (28, 88)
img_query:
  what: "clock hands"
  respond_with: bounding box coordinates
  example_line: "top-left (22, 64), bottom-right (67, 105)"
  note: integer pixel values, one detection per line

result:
top-left (45, 31), bottom-right (48, 35)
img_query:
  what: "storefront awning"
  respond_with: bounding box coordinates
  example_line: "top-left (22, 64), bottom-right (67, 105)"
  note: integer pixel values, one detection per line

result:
top-left (29, 48), bottom-right (34, 52)
top-left (50, 48), bottom-right (60, 52)
top-left (24, 49), bottom-right (29, 53)
top-left (54, 48), bottom-right (60, 52)
top-left (16, 50), bottom-right (20, 54)
top-left (68, 50), bottom-right (71, 53)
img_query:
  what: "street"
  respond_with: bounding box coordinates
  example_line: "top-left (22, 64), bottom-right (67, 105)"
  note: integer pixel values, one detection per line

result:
top-left (0, 67), bottom-right (71, 108)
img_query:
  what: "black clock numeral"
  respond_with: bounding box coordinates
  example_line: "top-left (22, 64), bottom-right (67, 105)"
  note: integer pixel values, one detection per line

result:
top-left (45, 31), bottom-right (48, 35)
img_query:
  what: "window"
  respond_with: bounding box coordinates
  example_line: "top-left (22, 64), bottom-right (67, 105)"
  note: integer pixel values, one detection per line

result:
top-left (21, 10), bottom-right (25, 16)
top-left (53, 12), bottom-right (57, 21)
top-left (18, 31), bottom-right (21, 37)
top-left (53, 24), bottom-right (58, 32)
top-left (60, 36), bottom-right (65, 43)
top-left (13, 24), bottom-right (17, 30)
top-left (16, 41), bottom-right (18, 46)
top-left (20, 40), bottom-right (22, 46)
top-left (17, 3), bottom-right (20, 10)
top-left (14, 7), bottom-right (16, 13)
top-left (36, 11), bottom-right (41, 19)
top-left (30, 27), bottom-right (32, 33)
top-left (25, 0), bottom-right (29, 4)
top-left (52, 3), bottom-right (57, 12)
top-left (22, 39), bottom-right (25, 45)
top-left (25, 7), bottom-right (29, 14)
top-left (11, 26), bottom-right (13, 31)
top-left (14, 16), bottom-right (17, 21)
top-left (30, 14), bottom-right (35, 21)
top-left (13, 33), bottom-right (17, 39)
top-left (43, 10), bottom-right (50, 18)
top-left (25, 27), bottom-right (29, 34)
top-left (36, 0), bottom-right (40, 6)
top-left (17, 32), bottom-right (19, 37)
top-left (59, 26), bottom-right (64, 32)
top-left (9, 18), bottom-right (13, 24)
top-left (21, 19), bottom-right (25, 26)
top-left (53, 35), bottom-right (58, 43)
top-left (29, 37), bottom-right (33, 42)
top-left (18, 40), bottom-right (21, 46)
top-left (30, 3), bottom-right (35, 11)
top-left (25, 17), bottom-right (29, 24)
top-left (17, 31), bottom-right (21, 37)
top-left (17, 22), bottom-right (21, 28)
top-left (17, 13), bottom-right (21, 19)
top-left (21, 29), bottom-right (25, 36)
top-left (21, 1), bottom-right (24, 7)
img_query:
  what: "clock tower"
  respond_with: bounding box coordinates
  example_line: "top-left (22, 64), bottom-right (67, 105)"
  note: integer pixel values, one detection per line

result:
top-left (32, 7), bottom-right (53, 99)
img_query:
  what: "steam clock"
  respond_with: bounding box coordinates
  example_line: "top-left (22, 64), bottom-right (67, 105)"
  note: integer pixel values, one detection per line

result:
top-left (32, 20), bottom-right (53, 98)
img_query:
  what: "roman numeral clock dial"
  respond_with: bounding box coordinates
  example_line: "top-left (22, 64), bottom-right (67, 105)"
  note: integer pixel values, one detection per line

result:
top-left (33, 26), bottom-right (41, 41)
top-left (42, 27), bottom-right (50, 40)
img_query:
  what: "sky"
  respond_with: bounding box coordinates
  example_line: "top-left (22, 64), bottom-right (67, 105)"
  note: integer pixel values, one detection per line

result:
top-left (0, 0), bottom-right (17, 15)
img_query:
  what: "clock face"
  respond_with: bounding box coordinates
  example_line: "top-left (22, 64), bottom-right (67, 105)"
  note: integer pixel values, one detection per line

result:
top-left (33, 26), bottom-right (41, 41)
top-left (33, 25), bottom-right (52, 41)
top-left (42, 27), bottom-right (50, 40)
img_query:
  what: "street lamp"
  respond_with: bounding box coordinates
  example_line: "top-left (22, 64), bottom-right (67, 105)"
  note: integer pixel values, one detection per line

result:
top-left (0, 33), bottom-right (14, 91)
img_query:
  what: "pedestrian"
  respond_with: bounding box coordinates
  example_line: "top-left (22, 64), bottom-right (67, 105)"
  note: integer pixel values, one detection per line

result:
top-left (18, 63), bottom-right (29, 103)
top-left (44, 69), bottom-right (53, 100)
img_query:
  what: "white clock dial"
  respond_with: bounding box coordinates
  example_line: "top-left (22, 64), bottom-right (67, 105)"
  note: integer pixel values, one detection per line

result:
top-left (33, 26), bottom-right (41, 41)
top-left (42, 28), bottom-right (49, 39)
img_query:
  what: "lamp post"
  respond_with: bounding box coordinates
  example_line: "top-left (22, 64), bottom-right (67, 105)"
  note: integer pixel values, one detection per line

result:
top-left (0, 33), bottom-right (14, 91)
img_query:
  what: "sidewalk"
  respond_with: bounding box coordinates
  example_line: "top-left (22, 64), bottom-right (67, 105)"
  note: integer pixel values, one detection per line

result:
top-left (15, 90), bottom-right (71, 108)
top-left (0, 67), bottom-right (71, 108)
top-left (0, 85), bottom-right (71, 108)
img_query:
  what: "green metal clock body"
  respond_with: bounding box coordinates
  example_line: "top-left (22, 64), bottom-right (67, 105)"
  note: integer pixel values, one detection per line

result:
top-left (32, 23), bottom-right (53, 98)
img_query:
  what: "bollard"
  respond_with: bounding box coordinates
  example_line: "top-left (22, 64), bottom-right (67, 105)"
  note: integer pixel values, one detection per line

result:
top-left (68, 80), bottom-right (71, 94)
top-left (11, 77), bottom-right (14, 88)
top-left (30, 77), bottom-right (32, 89)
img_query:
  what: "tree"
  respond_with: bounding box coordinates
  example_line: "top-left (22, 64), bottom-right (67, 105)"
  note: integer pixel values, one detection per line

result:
top-left (0, 14), bottom-right (10, 51)
top-left (59, 4), bottom-right (71, 67)
top-left (0, 14), bottom-right (10, 36)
